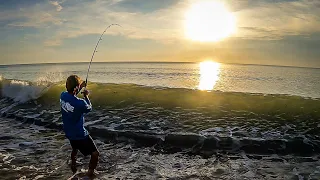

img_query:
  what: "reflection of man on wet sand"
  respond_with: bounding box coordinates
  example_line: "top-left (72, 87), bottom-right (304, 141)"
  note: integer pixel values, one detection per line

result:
top-left (60, 75), bottom-right (99, 178)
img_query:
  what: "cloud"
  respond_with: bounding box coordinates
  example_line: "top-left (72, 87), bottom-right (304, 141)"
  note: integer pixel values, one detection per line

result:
top-left (115, 0), bottom-right (181, 13)
top-left (44, 38), bottom-right (62, 46)
top-left (1, 0), bottom-right (320, 47)
top-left (231, 0), bottom-right (320, 40)
top-left (40, 0), bottom-right (186, 46)
top-left (3, 2), bottom-right (64, 28)
top-left (47, 0), bottom-right (320, 45)
top-left (8, 12), bottom-right (63, 27)
top-left (50, 1), bottom-right (63, 12)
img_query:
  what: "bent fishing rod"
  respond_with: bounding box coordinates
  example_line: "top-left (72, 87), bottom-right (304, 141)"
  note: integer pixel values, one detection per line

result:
top-left (84, 24), bottom-right (122, 88)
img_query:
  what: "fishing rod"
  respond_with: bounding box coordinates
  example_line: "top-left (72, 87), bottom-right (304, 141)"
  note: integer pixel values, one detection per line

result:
top-left (84, 23), bottom-right (122, 87)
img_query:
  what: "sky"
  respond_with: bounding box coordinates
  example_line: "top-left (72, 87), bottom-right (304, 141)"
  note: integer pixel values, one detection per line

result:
top-left (0, 0), bottom-right (320, 67)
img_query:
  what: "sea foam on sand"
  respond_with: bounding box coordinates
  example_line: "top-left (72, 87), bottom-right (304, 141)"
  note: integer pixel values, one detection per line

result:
top-left (0, 117), bottom-right (319, 180)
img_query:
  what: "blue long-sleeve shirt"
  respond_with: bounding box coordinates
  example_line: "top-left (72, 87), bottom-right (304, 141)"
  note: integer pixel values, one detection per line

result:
top-left (60, 92), bottom-right (92, 140)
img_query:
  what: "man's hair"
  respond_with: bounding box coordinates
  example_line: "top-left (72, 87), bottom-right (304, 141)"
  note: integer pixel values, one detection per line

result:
top-left (66, 75), bottom-right (82, 93)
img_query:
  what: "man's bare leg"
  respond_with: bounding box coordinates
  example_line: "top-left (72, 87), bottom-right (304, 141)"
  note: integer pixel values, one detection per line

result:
top-left (71, 149), bottom-right (78, 174)
top-left (87, 151), bottom-right (99, 177)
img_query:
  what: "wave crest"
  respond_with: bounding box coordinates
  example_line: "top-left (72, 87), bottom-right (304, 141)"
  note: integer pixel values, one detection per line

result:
top-left (1, 78), bottom-right (51, 103)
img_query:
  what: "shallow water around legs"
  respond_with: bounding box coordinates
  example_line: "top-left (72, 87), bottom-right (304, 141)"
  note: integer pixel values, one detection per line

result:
top-left (0, 118), bottom-right (320, 180)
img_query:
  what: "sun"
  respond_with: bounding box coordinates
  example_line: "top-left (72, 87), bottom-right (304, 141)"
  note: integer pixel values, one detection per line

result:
top-left (184, 0), bottom-right (236, 42)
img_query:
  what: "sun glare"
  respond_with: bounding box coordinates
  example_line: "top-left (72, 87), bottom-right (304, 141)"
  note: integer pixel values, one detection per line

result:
top-left (185, 0), bottom-right (236, 42)
top-left (199, 61), bottom-right (220, 90)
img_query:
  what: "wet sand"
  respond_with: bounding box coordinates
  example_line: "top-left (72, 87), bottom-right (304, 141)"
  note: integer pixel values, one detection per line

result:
top-left (0, 117), bottom-right (320, 180)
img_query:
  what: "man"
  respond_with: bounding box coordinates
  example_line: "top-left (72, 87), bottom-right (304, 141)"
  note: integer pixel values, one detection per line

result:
top-left (60, 75), bottom-right (99, 177)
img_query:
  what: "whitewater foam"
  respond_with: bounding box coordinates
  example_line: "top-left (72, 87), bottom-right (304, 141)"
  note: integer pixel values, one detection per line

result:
top-left (1, 79), bottom-right (50, 103)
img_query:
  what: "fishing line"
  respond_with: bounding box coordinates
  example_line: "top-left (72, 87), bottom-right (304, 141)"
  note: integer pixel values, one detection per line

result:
top-left (84, 24), bottom-right (122, 87)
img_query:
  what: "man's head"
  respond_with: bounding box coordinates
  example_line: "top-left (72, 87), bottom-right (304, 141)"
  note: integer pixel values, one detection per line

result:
top-left (66, 75), bottom-right (82, 94)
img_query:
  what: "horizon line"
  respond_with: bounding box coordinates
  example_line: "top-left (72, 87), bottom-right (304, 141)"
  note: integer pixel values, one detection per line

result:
top-left (0, 61), bottom-right (319, 69)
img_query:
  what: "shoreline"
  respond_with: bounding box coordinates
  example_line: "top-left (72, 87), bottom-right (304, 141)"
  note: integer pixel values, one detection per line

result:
top-left (0, 117), bottom-right (320, 179)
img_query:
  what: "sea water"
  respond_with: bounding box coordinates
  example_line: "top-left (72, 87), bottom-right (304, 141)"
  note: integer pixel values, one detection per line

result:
top-left (1, 62), bottom-right (320, 179)
top-left (0, 62), bottom-right (320, 155)
top-left (1, 62), bottom-right (319, 98)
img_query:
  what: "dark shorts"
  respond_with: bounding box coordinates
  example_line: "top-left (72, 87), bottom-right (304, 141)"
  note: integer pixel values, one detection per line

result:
top-left (69, 135), bottom-right (98, 156)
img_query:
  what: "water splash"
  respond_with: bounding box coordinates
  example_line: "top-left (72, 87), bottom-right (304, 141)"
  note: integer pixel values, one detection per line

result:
top-left (0, 72), bottom-right (63, 103)
top-left (2, 80), bottom-right (49, 103)
top-left (35, 71), bottom-right (64, 86)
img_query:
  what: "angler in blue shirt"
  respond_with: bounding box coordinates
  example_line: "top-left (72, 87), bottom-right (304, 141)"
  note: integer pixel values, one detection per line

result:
top-left (60, 75), bottom-right (99, 177)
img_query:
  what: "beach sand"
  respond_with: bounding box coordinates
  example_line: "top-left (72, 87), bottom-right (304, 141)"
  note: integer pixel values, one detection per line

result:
top-left (0, 117), bottom-right (320, 180)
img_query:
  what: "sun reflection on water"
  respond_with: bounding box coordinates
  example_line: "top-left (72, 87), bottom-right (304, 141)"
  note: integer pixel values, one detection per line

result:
top-left (199, 61), bottom-right (220, 91)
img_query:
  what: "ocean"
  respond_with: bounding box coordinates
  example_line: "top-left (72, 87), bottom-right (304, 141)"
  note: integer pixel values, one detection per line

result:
top-left (1, 62), bottom-right (320, 98)
top-left (0, 62), bottom-right (320, 179)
